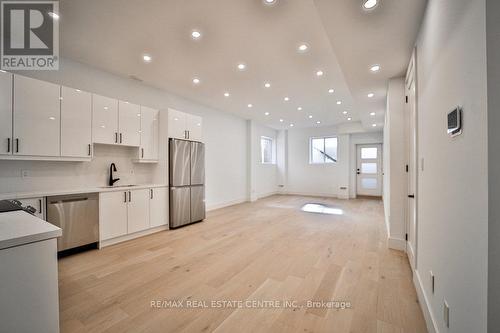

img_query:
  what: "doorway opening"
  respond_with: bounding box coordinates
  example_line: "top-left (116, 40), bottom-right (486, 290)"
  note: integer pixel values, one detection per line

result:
top-left (356, 144), bottom-right (383, 197)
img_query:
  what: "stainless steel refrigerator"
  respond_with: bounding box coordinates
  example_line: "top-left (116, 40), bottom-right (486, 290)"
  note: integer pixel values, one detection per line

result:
top-left (169, 138), bottom-right (206, 228)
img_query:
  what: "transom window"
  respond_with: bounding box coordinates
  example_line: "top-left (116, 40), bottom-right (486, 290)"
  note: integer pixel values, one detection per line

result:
top-left (310, 137), bottom-right (338, 164)
top-left (261, 136), bottom-right (275, 164)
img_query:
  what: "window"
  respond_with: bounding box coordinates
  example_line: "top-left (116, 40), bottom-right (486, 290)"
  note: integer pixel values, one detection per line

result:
top-left (261, 136), bottom-right (275, 164)
top-left (310, 137), bottom-right (338, 164)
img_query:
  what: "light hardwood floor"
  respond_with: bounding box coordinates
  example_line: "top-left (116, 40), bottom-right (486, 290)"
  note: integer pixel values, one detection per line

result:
top-left (58, 195), bottom-right (427, 333)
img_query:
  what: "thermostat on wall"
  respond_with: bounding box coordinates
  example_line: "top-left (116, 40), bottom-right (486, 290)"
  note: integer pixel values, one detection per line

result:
top-left (447, 106), bottom-right (462, 137)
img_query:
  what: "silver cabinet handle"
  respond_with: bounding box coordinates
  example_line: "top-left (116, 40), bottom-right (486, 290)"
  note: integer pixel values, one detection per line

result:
top-left (39, 199), bottom-right (42, 214)
top-left (128, 191), bottom-right (131, 202)
top-left (120, 133), bottom-right (123, 144)
top-left (115, 132), bottom-right (118, 143)
top-left (141, 148), bottom-right (144, 158)
top-left (7, 138), bottom-right (10, 153)
top-left (124, 192), bottom-right (127, 203)
top-left (15, 138), bottom-right (19, 153)
top-left (150, 189), bottom-right (153, 199)
top-left (188, 131), bottom-right (190, 140)
top-left (88, 144), bottom-right (91, 156)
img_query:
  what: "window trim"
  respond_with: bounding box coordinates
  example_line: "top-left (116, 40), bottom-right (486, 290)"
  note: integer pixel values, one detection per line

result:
top-left (309, 136), bottom-right (338, 165)
top-left (260, 136), bottom-right (276, 164)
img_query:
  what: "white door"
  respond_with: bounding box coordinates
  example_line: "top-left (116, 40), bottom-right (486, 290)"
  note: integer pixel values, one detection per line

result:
top-left (61, 87), bottom-right (92, 158)
top-left (406, 52), bottom-right (418, 269)
top-left (356, 144), bottom-right (383, 196)
top-left (186, 114), bottom-right (202, 141)
top-left (13, 75), bottom-right (60, 156)
top-left (0, 72), bottom-right (12, 155)
top-left (99, 191), bottom-right (128, 240)
top-left (127, 189), bottom-right (150, 233)
top-left (92, 94), bottom-right (118, 145)
top-left (139, 106), bottom-right (159, 160)
top-left (118, 101), bottom-right (141, 147)
top-left (168, 108), bottom-right (187, 140)
top-left (150, 187), bottom-right (168, 228)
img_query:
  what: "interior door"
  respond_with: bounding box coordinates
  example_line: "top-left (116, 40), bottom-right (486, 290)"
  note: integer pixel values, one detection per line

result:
top-left (406, 51), bottom-right (418, 269)
top-left (356, 144), bottom-right (383, 196)
top-left (0, 72), bottom-right (12, 155)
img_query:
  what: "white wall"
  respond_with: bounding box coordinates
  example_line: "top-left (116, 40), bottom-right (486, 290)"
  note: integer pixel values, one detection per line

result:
top-left (1, 58), bottom-right (249, 209)
top-left (414, 0), bottom-right (488, 332)
top-left (382, 77), bottom-right (407, 250)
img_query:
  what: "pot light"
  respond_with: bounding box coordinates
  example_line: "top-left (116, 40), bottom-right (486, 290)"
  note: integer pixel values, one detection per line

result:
top-left (337, 101), bottom-right (342, 105)
top-left (247, 104), bottom-right (253, 108)
top-left (103, 106), bottom-right (109, 110)
top-left (279, 119), bottom-right (284, 122)
top-left (367, 93), bottom-right (374, 98)
top-left (316, 121), bottom-right (321, 124)
top-left (237, 63), bottom-right (246, 71)
top-left (191, 30), bottom-right (202, 40)
top-left (192, 77), bottom-right (201, 85)
top-left (143, 54), bottom-right (152, 63)
top-left (328, 88), bottom-right (334, 94)
top-left (316, 70), bottom-right (324, 77)
top-left (370, 112), bottom-right (376, 116)
top-left (347, 117), bottom-right (352, 121)
top-left (48, 12), bottom-right (59, 20)
top-left (370, 64), bottom-right (381, 72)
top-left (342, 111), bottom-right (348, 115)
top-left (308, 115), bottom-right (313, 119)
top-left (372, 123), bottom-right (377, 127)
top-left (297, 107), bottom-right (302, 111)
top-left (264, 112), bottom-right (270, 116)
top-left (297, 43), bottom-right (309, 53)
top-left (284, 97), bottom-right (290, 101)
top-left (49, 116), bottom-right (56, 120)
top-left (264, 82), bottom-right (271, 88)
top-left (263, 0), bottom-right (277, 5)
top-left (290, 123), bottom-right (294, 127)
top-left (363, 0), bottom-right (378, 10)
top-left (224, 92), bottom-right (230, 97)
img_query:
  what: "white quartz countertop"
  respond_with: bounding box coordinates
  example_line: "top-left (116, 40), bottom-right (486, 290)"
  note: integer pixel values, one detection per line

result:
top-left (0, 183), bottom-right (168, 201)
top-left (0, 211), bottom-right (62, 250)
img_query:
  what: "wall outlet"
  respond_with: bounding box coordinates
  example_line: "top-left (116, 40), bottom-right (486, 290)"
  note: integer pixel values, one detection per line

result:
top-left (444, 300), bottom-right (450, 328)
top-left (430, 271), bottom-right (435, 294)
top-left (20, 170), bottom-right (29, 178)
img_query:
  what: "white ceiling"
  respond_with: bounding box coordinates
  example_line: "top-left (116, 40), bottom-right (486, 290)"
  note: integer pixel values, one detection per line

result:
top-left (59, 0), bottom-right (427, 130)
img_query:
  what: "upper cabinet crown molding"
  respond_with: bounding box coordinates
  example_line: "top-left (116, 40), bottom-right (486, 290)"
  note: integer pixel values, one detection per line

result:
top-left (167, 108), bottom-right (203, 142)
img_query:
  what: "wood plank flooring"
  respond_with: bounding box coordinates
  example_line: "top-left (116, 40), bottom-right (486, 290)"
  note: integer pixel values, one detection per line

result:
top-left (58, 195), bottom-right (427, 333)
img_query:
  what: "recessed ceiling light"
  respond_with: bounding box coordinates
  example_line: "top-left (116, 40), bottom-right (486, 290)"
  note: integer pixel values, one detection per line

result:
top-left (264, 82), bottom-right (271, 88)
top-left (103, 106), bottom-right (109, 110)
top-left (142, 54), bottom-right (152, 63)
top-left (191, 30), bottom-right (202, 40)
top-left (337, 101), bottom-right (342, 105)
top-left (263, 0), bottom-right (277, 5)
top-left (372, 123), bottom-right (377, 127)
top-left (237, 63), bottom-right (246, 71)
top-left (370, 112), bottom-right (376, 116)
top-left (264, 112), bottom-right (270, 116)
top-left (342, 111), bottom-right (348, 115)
top-left (284, 97), bottom-right (290, 101)
top-left (192, 77), bottom-right (201, 84)
top-left (370, 64), bottom-right (381, 72)
top-left (316, 121), bottom-right (321, 124)
top-left (224, 92), bottom-right (230, 97)
top-left (247, 103), bottom-right (253, 108)
top-left (308, 115), bottom-right (313, 119)
top-left (316, 70), bottom-right (324, 77)
top-left (328, 88), bottom-right (334, 94)
top-left (290, 123), bottom-right (294, 127)
top-left (363, 0), bottom-right (378, 10)
top-left (297, 43), bottom-right (309, 53)
top-left (48, 12), bottom-right (59, 20)
top-left (347, 117), bottom-right (352, 121)
top-left (279, 119), bottom-right (284, 122)
top-left (367, 93), bottom-right (375, 98)
top-left (297, 107), bottom-right (302, 111)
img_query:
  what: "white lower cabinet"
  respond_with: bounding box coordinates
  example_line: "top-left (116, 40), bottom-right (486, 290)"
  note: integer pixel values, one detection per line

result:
top-left (150, 187), bottom-right (168, 228)
top-left (100, 187), bottom-right (167, 242)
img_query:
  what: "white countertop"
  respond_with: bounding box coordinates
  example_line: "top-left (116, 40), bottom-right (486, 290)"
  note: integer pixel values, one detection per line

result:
top-left (0, 183), bottom-right (168, 201)
top-left (0, 211), bottom-right (62, 250)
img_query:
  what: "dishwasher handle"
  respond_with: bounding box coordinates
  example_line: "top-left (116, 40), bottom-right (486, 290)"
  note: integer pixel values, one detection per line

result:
top-left (49, 197), bottom-right (89, 204)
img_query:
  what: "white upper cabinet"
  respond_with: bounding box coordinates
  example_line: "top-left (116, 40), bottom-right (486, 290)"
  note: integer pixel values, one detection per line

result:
top-left (118, 101), bottom-right (141, 147)
top-left (92, 94), bottom-right (118, 145)
top-left (139, 106), bottom-right (159, 161)
top-left (61, 87), bottom-right (92, 158)
top-left (0, 72), bottom-right (12, 155)
top-left (13, 75), bottom-right (60, 157)
top-left (186, 114), bottom-right (202, 142)
top-left (168, 108), bottom-right (203, 142)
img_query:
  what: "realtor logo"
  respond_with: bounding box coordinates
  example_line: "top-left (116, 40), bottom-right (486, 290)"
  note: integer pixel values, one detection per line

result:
top-left (1, 0), bottom-right (59, 70)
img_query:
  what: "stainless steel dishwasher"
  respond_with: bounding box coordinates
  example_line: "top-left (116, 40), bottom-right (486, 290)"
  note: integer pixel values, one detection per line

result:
top-left (46, 193), bottom-right (99, 253)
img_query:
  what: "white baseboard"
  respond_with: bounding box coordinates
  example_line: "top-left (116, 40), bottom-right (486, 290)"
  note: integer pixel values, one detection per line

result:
top-left (100, 225), bottom-right (169, 248)
top-left (257, 191), bottom-right (279, 199)
top-left (413, 269), bottom-right (439, 333)
top-left (281, 191), bottom-right (338, 199)
top-left (206, 197), bottom-right (248, 211)
top-left (387, 237), bottom-right (406, 251)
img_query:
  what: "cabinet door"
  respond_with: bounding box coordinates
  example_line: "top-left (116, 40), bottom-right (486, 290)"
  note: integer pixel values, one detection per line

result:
top-left (186, 114), bottom-right (202, 142)
top-left (118, 101), bottom-right (141, 147)
top-left (99, 191), bottom-right (128, 240)
top-left (127, 189), bottom-right (150, 233)
top-left (17, 197), bottom-right (45, 220)
top-left (13, 75), bottom-right (60, 156)
top-left (0, 72), bottom-right (12, 155)
top-left (150, 187), bottom-right (168, 228)
top-left (139, 106), bottom-right (159, 160)
top-left (92, 94), bottom-right (118, 145)
top-left (61, 87), bottom-right (92, 157)
top-left (168, 108), bottom-right (187, 140)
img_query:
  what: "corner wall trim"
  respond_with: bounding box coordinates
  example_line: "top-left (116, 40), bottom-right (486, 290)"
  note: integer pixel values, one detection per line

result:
top-left (413, 269), bottom-right (439, 333)
top-left (207, 198), bottom-right (248, 211)
top-left (387, 237), bottom-right (406, 251)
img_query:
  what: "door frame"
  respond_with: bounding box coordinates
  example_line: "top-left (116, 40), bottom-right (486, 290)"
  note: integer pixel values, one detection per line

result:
top-left (405, 48), bottom-right (419, 270)
top-left (355, 143), bottom-right (383, 197)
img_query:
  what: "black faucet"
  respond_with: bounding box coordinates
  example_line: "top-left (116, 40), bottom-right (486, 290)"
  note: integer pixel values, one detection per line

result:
top-left (109, 163), bottom-right (120, 186)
